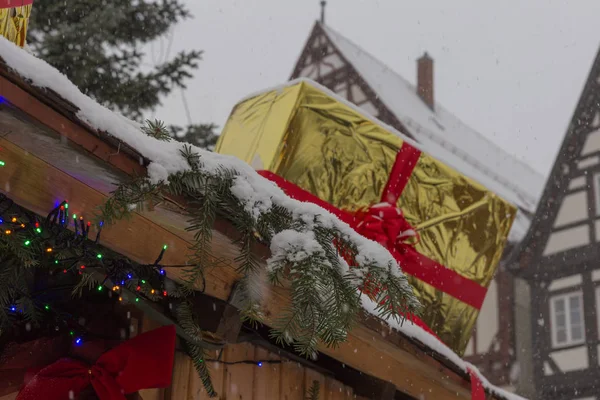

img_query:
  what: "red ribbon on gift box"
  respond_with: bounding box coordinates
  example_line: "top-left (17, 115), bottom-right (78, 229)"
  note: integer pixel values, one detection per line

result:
top-left (0, 0), bottom-right (33, 9)
top-left (16, 325), bottom-right (176, 400)
top-left (258, 142), bottom-right (487, 310)
top-left (258, 141), bottom-right (487, 399)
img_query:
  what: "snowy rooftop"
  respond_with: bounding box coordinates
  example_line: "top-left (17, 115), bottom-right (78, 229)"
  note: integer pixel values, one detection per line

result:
top-left (321, 25), bottom-right (544, 241)
top-left (0, 37), bottom-right (524, 400)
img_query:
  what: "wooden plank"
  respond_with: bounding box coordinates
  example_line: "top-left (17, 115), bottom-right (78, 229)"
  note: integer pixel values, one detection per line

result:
top-left (253, 346), bottom-right (281, 400)
top-left (165, 352), bottom-right (192, 400)
top-left (189, 349), bottom-right (227, 400)
top-left (0, 138), bottom-right (237, 302)
top-left (222, 343), bottom-right (255, 399)
top-left (342, 385), bottom-right (354, 400)
top-left (304, 368), bottom-right (326, 400)
top-left (280, 359), bottom-right (305, 400)
top-left (324, 377), bottom-right (345, 400)
top-left (0, 135), bottom-right (498, 399)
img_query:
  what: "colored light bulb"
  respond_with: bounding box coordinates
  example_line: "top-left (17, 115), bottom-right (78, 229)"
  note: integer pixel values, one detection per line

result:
top-left (0, 161), bottom-right (5, 166)
top-left (24, 240), bottom-right (31, 246)
top-left (44, 305), bottom-right (50, 310)
top-left (11, 217), bottom-right (16, 223)
top-left (97, 286), bottom-right (103, 291)
top-left (163, 244), bottom-right (168, 250)
top-left (97, 254), bottom-right (102, 259)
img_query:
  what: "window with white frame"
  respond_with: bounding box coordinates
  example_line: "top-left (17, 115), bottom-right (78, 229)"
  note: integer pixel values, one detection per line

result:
top-left (550, 291), bottom-right (585, 347)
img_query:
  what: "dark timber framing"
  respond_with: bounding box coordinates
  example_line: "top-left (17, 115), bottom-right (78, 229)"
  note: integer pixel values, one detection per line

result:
top-left (510, 44), bottom-right (600, 399)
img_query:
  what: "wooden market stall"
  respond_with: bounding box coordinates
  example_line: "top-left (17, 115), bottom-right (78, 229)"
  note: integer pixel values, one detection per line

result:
top-left (0, 4), bottom-right (524, 399)
top-left (0, 42), bottom-right (523, 400)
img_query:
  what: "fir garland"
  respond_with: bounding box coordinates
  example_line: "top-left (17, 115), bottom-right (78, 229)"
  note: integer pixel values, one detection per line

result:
top-left (97, 121), bottom-right (421, 358)
top-left (0, 120), bottom-right (421, 398)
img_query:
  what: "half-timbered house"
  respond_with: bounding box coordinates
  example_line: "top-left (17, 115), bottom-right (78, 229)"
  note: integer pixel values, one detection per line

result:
top-left (290, 19), bottom-right (545, 388)
top-left (510, 45), bottom-right (600, 399)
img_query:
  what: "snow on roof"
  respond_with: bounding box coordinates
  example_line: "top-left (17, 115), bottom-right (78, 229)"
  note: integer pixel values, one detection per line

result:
top-left (321, 24), bottom-right (544, 241)
top-left (0, 37), bottom-right (525, 400)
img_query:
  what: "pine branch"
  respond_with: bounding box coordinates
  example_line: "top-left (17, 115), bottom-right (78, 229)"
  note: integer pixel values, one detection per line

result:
top-left (142, 119), bottom-right (172, 142)
top-left (184, 340), bottom-right (217, 398)
top-left (306, 380), bottom-right (320, 400)
top-left (176, 302), bottom-right (217, 397)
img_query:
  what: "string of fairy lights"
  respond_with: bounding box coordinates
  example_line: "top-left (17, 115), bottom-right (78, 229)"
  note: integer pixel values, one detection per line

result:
top-left (0, 194), bottom-right (180, 346)
top-left (0, 194), bottom-right (283, 370)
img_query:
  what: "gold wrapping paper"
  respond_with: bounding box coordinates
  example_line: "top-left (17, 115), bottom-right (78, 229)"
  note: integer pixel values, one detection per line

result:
top-left (216, 80), bottom-right (516, 355)
top-left (0, 2), bottom-right (32, 48)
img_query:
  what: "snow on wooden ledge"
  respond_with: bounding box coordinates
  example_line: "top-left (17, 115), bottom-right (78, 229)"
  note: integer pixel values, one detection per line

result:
top-left (0, 37), bottom-right (527, 400)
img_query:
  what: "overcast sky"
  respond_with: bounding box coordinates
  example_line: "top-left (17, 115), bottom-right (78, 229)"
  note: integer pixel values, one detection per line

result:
top-left (151, 0), bottom-right (600, 177)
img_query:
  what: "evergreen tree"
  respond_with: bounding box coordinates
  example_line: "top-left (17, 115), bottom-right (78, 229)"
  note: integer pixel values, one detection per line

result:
top-left (27, 0), bottom-right (218, 148)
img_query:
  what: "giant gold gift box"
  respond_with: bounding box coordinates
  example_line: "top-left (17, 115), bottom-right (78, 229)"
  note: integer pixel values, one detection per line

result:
top-left (0, 0), bottom-right (33, 48)
top-left (215, 79), bottom-right (516, 355)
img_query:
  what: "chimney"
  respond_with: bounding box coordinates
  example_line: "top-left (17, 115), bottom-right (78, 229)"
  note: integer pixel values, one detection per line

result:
top-left (417, 52), bottom-right (434, 109)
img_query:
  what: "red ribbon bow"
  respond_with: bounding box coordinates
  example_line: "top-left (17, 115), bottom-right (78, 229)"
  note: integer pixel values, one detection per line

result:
top-left (16, 325), bottom-right (176, 400)
top-left (353, 202), bottom-right (419, 252)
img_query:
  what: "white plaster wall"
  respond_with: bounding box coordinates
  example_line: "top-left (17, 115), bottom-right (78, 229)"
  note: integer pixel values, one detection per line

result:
top-left (350, 84), bottom-right (367, 103)
top-left (548, 274), bottom-right (582, 291)
top-left (464, 337), bottom-right (474, 357)
top-left (543, 361), bottom-right (553, 376)
top-left (360, 102), bottom-right (378, 118)
top-left (543, 225), bottom-right (590, 256)
top-left (581, 128), bottom-right (600, 156)
top-left (553, 191), bottom-right (588, 227)
top-left (322, 53), bottom-right (344, 69)
top-left (475, 278), bottom-right (499, 353)
top-left (578, 156), bottom-right (600, 170)
top-left (592, 270), bottom-right (600, 282)
top-left (569, 176), bottom-right (587, 190)
top-left (549, 346), bottom-right (588, 372)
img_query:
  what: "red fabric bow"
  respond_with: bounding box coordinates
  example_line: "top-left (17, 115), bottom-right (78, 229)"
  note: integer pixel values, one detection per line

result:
top-left (353, 202), bottom-right (419, 255)
top-left (16, 325), bottom-right (176, 400)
